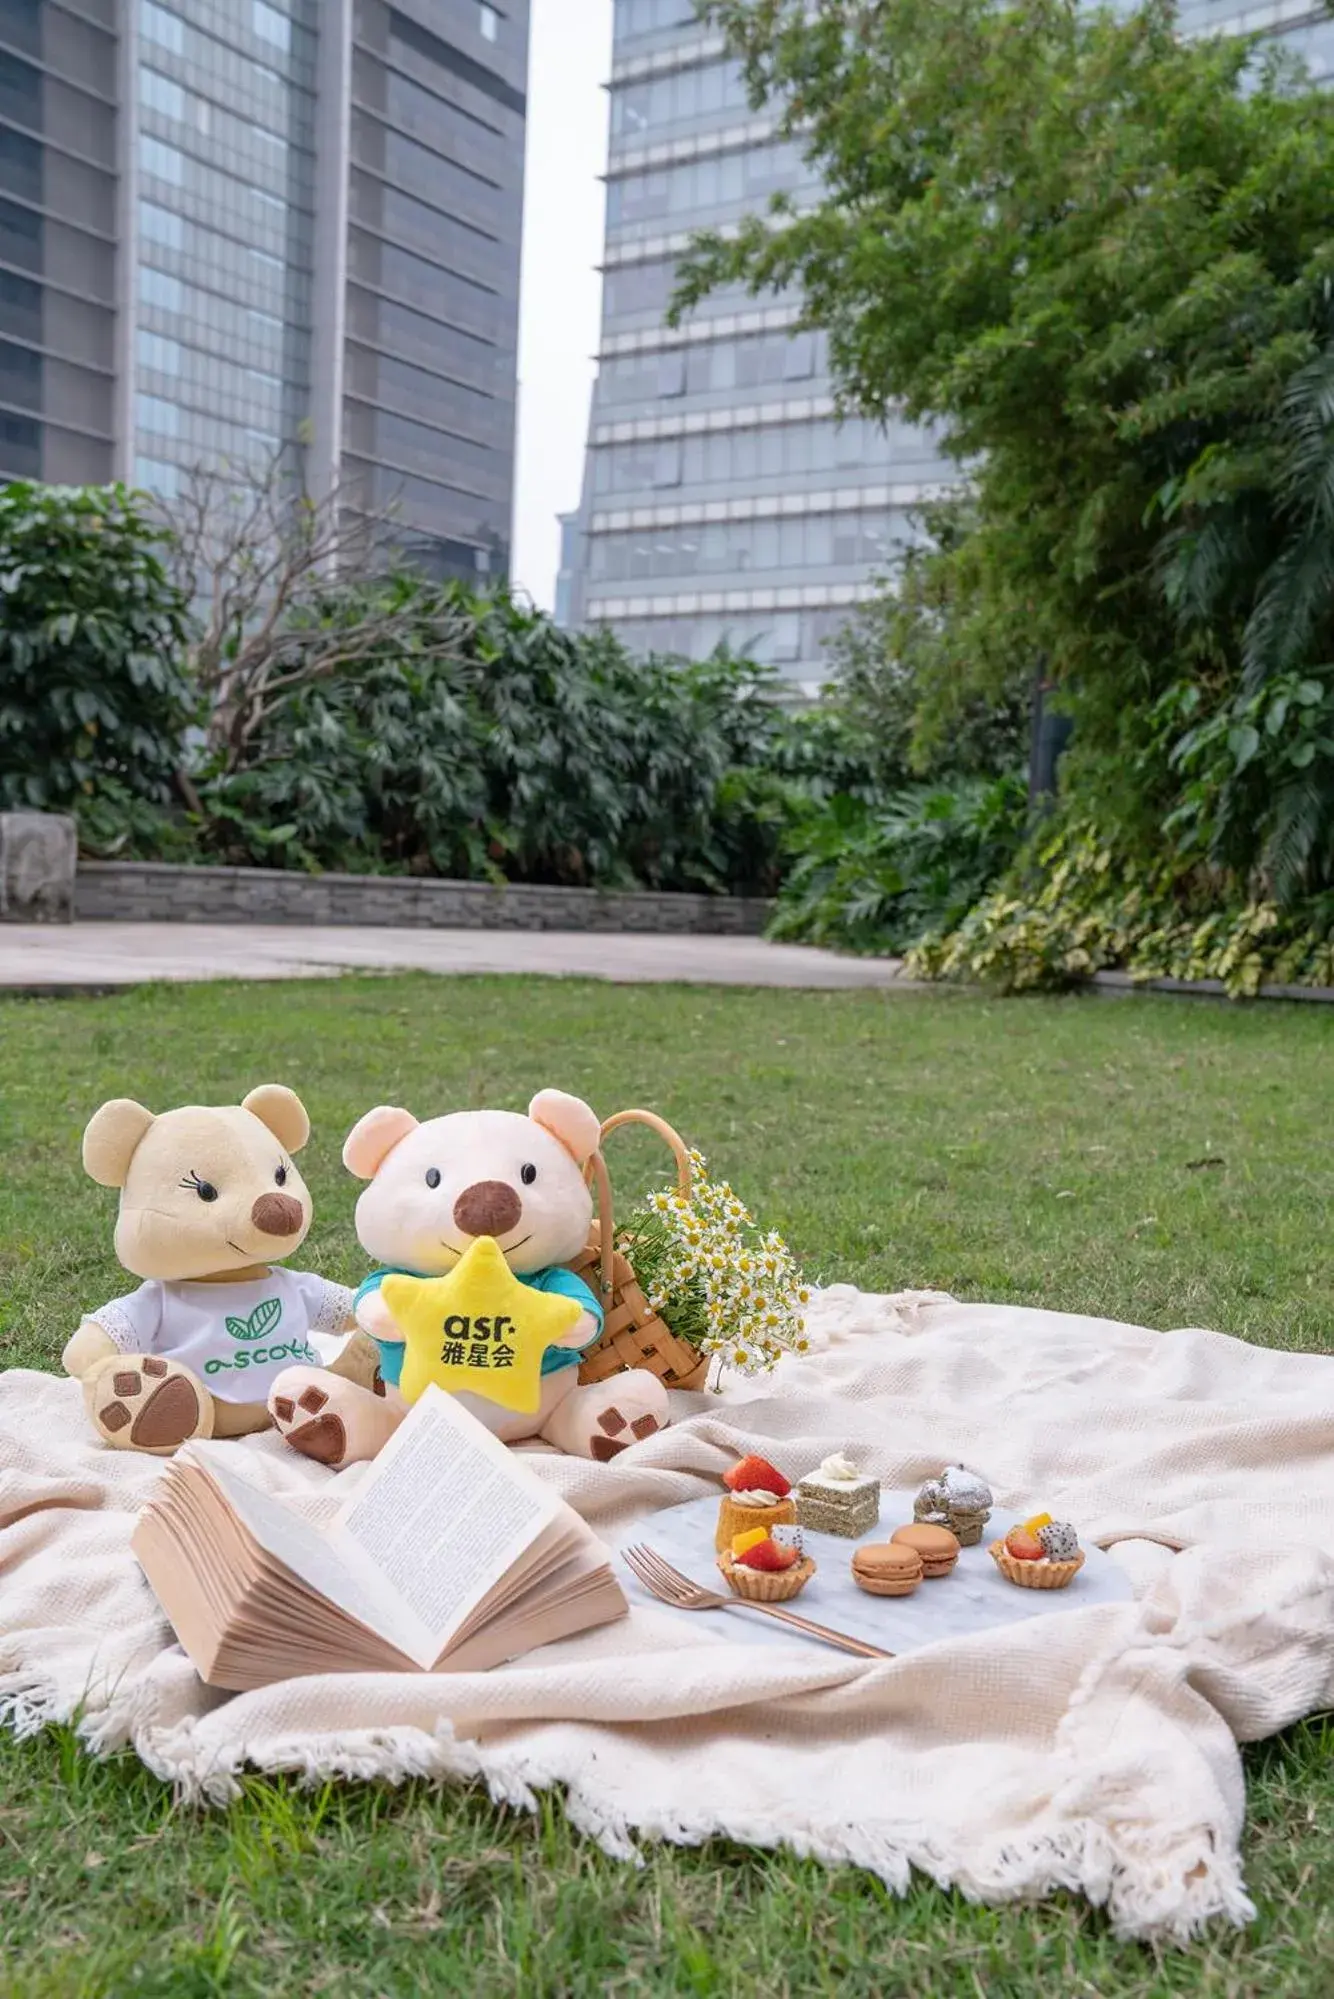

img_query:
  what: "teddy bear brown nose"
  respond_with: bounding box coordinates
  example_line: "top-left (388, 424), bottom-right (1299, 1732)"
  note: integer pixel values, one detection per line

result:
top-left (452, 1179), bottom-right (522, 1239)
top-left (250, 1192), bottom-right (304, 1237)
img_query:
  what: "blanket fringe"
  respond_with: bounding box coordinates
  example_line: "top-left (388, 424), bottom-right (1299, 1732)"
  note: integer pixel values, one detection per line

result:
top-left (37, 1700), bottom-right (1251, 1946)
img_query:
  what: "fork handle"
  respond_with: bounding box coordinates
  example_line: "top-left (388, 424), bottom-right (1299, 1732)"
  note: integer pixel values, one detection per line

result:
top-left (734, 1601), bottom-right (894, 1659)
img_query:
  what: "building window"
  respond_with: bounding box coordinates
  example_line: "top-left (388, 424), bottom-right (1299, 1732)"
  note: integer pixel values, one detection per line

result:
top-left (139, 135), bottom-right (185, 185)
top-left (0, 338), bottom-right (41, 406)
top-left (135, 454), bottom-right (181, 497)
top-left (139, 67), bottom-right (186, 122)
top-left (141, 3), bottom-right (185, 54)
top-left (136, 392), bottom-right (180, 436)
top-left (253, 1), bottom-right (291, 52)
top-left (139, 265), bottom-right (184, 314)
top-left (137, 328), bottom-right (183, 375)
top-left (480, 5), bottom-right (500, 42)
top-left (139, 199), bottom-right (184, 249)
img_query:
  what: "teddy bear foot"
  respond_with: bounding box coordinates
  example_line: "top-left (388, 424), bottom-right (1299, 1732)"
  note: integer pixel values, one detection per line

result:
top-left (542, 1372), bottom-right (671, 1462)
top-left (268, 1366), bottom-right (405, 1469)
top-left (86, 1354), bottom-right (214, 1456)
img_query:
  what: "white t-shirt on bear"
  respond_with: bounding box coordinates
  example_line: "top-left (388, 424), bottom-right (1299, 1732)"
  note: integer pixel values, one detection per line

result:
top-left (90, 1269), bottom-right (354, 1404)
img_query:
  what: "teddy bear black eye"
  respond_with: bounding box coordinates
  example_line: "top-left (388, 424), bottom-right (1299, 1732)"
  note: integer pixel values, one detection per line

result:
top-left (181, 1171), bottom-right (219, 1203)
top-left (275, 1165), bottom-right (288, 1187)
top-left (425, 1167), bottom-right (441, 1189)
top-left (521, 1163), bottom-right (537, 1185)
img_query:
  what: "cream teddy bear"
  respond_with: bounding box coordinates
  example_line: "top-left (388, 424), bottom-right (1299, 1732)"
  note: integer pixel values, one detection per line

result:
top-left (63, 1084), bottom-right (380, 1455)
top-left (267, 1089), bottom-right (670, 1469)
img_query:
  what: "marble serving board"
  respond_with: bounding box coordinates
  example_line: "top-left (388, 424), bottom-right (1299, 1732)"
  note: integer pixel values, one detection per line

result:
top-left (614, 1491), bottom-right (1133, 1658)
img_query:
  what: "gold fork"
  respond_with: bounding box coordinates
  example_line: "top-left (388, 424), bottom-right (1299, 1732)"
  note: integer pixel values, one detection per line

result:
top-left (623, 1544), bottom-right (894, 1661)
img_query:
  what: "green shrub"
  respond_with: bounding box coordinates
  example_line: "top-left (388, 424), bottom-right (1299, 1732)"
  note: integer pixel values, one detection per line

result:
top-left (171, 584), bottom-right (808, 898)
top-left (0, 483), bottom-right (194, 814)
top-left (770, 773), bottom-right (1028, 954)
top-left (909, 820), bottom-right (1334, 997)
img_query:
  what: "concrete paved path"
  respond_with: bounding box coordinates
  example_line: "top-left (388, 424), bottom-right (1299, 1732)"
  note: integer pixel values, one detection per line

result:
top-left (0, 922), bottom-right (913, 993)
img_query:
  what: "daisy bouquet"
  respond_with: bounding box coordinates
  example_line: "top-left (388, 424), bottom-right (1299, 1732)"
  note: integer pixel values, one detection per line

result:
top-left (614, 1149), bottom-right (811, 1378)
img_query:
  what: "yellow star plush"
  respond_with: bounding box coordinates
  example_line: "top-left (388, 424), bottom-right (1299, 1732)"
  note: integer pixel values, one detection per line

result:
top-left (380, 1237), bottom-right (583, 1416)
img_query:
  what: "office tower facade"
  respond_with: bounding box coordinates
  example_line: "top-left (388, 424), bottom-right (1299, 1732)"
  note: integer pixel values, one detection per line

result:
top-left (0, 0), bottom-right (528, 581)
top-left (563, 0), bottom-right (1332, 689)
top-left (0, 0), bottom-right (119, 485)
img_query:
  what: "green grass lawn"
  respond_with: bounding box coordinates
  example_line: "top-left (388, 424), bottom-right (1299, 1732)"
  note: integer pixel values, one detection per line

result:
top-left (1, 975), bottom-right (1331, 1998)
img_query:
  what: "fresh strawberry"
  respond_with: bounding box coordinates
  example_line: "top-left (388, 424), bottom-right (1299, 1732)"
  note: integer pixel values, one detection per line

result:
top-left (735, 1537), bottom-right (799, 1572)
top-left (1005, 1527), bottom-right (1045, 1562)
top-left (722, 1454), bottom-right (791, 1498)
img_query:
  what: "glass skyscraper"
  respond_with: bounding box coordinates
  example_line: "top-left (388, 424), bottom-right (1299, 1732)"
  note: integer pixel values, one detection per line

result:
top-left (563, 0), bottom-right (1332, 692)
top-left (0, 0), bottom-right (528, 582)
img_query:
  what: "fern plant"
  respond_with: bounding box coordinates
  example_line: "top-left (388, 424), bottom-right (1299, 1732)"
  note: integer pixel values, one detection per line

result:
top-left (770, 774), bottom-right (1028, 955)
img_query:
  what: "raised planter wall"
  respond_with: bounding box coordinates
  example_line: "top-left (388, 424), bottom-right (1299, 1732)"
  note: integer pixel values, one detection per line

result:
top-left (74, 861), bottom-right (773, 936)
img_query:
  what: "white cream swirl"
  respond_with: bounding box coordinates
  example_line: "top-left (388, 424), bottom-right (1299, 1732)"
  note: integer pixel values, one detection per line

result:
top-left (815, 1452), bottom-right (861, 1484)
top-left (732, 1488), bottom-right (783, 1508)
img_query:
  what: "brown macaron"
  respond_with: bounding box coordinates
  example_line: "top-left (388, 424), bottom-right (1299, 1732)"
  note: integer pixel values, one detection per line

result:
top-left (890, 1522), bottom-right (960, 1578)
top-left (851, 1543), bottom-right (923, 1597)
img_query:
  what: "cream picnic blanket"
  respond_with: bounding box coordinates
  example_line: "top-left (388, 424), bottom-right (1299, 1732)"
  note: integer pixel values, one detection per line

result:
top-left (2, 1288), bottom-right (1332, 1944)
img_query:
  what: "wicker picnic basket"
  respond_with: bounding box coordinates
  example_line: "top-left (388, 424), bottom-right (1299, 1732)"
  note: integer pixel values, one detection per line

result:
top-left (569, 1108), bottom-right (711, 1393)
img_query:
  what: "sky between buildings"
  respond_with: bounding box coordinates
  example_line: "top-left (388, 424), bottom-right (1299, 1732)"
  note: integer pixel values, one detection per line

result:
top-left (511, 0), bottom-right (614, 614)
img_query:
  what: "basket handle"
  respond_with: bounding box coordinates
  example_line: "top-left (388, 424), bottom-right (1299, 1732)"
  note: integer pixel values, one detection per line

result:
top-left (588, 1109), bottom-right (693, 1298)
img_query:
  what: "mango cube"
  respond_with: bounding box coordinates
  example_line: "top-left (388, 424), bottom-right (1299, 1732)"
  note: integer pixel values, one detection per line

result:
top-left (731, 1526), bottom-right (771, 1557)
top-left (1021, 1511), bottom-right (1053, 1535)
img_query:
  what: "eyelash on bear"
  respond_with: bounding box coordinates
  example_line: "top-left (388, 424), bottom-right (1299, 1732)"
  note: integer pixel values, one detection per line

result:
top-left (180, 1170), bottom-right (208, 1192)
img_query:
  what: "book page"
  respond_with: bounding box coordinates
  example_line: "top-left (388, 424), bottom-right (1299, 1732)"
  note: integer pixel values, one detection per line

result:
top-left (181, 1448), bottom-right (427, 1661)
top-left (328, 1386), bottom-right (565, 1665)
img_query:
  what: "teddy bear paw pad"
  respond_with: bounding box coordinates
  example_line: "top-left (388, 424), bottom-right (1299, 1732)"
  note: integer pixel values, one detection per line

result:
top-left (278, 1412), bottom-right (349, 1466)
top-left (269, 1381), bottom-right (352, 1465)
top-left (589, 1408), bottom-right (662, 1461)
top-left (92, 1358), bottom-right (210, 1454)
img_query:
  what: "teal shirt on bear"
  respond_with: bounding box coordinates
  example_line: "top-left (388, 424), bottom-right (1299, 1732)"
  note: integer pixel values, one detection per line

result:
top-left (354, 1263), bottom-right (603, 1390)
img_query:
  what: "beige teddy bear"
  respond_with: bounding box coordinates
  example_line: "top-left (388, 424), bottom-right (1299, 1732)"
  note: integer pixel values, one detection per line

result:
top-left (63, 1084), bottom-right (381, 1455)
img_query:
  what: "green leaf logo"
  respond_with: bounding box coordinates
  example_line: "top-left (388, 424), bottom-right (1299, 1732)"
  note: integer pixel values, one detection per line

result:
top-left (226, 1297), bottom-right (283, 1343)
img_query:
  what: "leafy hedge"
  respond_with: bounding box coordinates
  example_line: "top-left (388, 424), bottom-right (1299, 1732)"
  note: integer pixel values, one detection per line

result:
top-left (0, 480), bottom-right (1038, 933)
top-left (0, 484), bottom-right (193, 816)
top-left (185, 589), bottom-right (807, 897)
top-left (908, 822), bottom-right (1334, 998)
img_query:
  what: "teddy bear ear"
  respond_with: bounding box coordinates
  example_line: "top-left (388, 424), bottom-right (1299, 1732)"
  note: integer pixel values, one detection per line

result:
top-left (529, 1089), bottom-right (601, 1165)
top-left (82, 1099), bottom-right (156, 1188)
top-left (242, 1084), bottom-right (311, 1154)
top-left (343, 1106), bottom-right (418, 1179)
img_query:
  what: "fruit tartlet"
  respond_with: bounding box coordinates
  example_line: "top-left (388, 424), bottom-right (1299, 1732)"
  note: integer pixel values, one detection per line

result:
top-left (913, 1465), bottom-right (993, 1547)
top-left (715, 1454), bottom-right (797, 1552)
top-left (989, 1513), bottom-right (1085, 1589)
top-left (717, 1524), bottom-right (815, 1602)
top-left (795, 1452), bottom-right (881, 1538)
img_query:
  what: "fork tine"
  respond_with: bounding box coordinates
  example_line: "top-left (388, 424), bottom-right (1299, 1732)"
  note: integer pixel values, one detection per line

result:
top-left (639, 1554), bottom-right (695, 1602)
top-left (624, 1544), bottom-right (699, 1603)
top-left (632, 1546), bottom-right (699, 1598)
top-left (622, 1544), bottom-right (655, 1583)
top-left (622, 1545), bottom-right (673, 1594)
top-left (636, 1546), bottom-right (687, 1584)
top-left (639, 1549), bottom-right (702, 1598)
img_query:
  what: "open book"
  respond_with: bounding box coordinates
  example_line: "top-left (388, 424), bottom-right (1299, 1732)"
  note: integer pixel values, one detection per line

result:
top-left (131, 1386), bottom-right (627, 1690)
